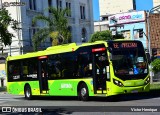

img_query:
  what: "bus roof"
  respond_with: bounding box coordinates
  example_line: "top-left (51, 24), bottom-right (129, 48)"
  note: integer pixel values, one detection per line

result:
top-left (6, 41), bottom-right (107, 61)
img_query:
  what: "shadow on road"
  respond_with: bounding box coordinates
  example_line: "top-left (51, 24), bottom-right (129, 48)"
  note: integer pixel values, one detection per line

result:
top-left (96, 89), bottom-right (160, 102)
top-left (12, 89), bottom-right (160, 102)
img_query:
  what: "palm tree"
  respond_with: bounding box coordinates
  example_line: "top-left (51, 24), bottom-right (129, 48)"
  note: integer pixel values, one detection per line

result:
top-left (32, 7), bottom-right (71, 51)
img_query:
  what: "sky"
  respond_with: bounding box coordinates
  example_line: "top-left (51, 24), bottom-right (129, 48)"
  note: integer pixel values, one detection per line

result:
top-left (93, 0), bottom-right (154, 21)
top-left (136, 0), bottom-right (153, 11)
top-left (93, 0), bottom-right (100, 21)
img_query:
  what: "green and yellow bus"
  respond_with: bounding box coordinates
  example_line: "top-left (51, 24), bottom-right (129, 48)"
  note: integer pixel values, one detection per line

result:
top-left (6, 40), bottom-right (150, 101)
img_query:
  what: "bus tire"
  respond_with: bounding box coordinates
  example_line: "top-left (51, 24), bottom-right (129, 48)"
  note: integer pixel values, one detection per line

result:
top-left (24, 85), bottom-right (32, 100)
top-left (78, 83), bottom-right (89, 101)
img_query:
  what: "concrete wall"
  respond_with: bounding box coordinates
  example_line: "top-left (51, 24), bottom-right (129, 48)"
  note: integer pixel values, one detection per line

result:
top-left (99, 0), bottom-right (133, 15)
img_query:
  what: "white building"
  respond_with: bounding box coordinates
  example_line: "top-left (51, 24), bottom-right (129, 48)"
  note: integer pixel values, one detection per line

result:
top-left (94, 15), bottom-right (110, 32)
top-left (94, 0), bottom-right (134, 32)
top-left (99, 0), bottom-right (134, 16)
top-left (1, 0), bottom-right (94, 56)
top-left (153, 0), bottom-right (160, 7)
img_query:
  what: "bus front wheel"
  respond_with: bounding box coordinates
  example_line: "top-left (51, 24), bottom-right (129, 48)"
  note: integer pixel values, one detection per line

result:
top-left (24, 85), bottom-right (32, 100)
top-left (78, 83), bottom-right (89, 101)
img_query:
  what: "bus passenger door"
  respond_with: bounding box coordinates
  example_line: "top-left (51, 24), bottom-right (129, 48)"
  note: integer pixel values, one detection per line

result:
top-left (92, 50), bottom-right (107, 94)
top-left (38, 56), bottom-right (49, 94)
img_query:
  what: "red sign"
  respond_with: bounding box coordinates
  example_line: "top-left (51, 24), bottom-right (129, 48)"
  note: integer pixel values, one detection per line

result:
top-left (92, 48), bottom-right (106, 52)
top-left (38, 56), bottom-right (48, 59)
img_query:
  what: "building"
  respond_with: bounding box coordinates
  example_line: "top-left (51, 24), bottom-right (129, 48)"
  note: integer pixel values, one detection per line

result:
top-left (0, 0), bottom-right (94, 56)
top-left (108, 11), bottom-right (148, 49)
top-left (153, 0), bottom-right (160, 7)
top-left (94, 15), bottom-right (110, 32)
top-left (148, 13), bottom-right (160, 55)
top-left (93, 0), bottom-right (153, 21)
top-left (99, 0), bottom-right (134, 16)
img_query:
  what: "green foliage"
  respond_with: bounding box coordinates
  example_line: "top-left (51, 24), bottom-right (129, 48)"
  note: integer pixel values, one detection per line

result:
top-left (89, 30), bottom-right (113, 42)
top-left (151, 58), bottom-right (160, 73)
top-left (0, 8), bottom-right (18, 49)
top-left (32, 7), bottom-right (71, 51)
top-left (113, 33), bottom-right (124, 39)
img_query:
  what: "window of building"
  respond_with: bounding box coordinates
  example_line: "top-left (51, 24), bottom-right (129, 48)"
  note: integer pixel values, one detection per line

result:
top-left (81, 28), bottom-right (86, 42)
top-left (121, 30), bottom-right (130, 39)
top-left (29, 0), bottom-right (36, 10)
top-left (29, 23), bottom-right (36, 46)
top-left (66, 1), bottom-right (71, 17)
top-left (67, 26), bottom-right (72, 42)
top-left (56, 0), bottom-right (62, 9)
top-left (48, 0), bottom-right (52, 13)
top-left (80, 5), bottom-right (85, 19)
top-left (133, 29), bottom-right (143, 39)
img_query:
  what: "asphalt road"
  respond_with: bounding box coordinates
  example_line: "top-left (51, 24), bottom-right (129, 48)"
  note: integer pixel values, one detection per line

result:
top-left (0, 90), bottom-right (160, 115)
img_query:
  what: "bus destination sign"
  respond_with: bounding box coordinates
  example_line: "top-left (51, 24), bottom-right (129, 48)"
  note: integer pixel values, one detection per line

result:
top-left (113, 42), bottom-right (137, 49)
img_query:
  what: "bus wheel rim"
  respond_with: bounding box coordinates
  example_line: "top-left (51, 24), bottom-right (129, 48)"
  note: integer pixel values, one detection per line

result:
top-left (81, 88), bottom-right (86, 97)
top-left (26, 89), bottom-right (30, 97)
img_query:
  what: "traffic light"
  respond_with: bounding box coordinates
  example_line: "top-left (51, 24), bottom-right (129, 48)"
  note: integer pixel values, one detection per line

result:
top-left (152, 48), bottom-right (157, 56)
top-left (151, 48), bottom-right (157, 61)
top-left (139, 29), bottom-right (143, 38)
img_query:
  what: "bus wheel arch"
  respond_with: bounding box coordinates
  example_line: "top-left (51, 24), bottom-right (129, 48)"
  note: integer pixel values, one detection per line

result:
top-left (24, 84), bottom-right (32, 100)
top-left (77, 81), bottom-right (89, 101)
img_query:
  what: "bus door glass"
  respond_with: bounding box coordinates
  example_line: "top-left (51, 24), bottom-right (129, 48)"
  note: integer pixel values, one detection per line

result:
top-left (92, 48), bottom-right (108, 94)
top-left (38, 56), bottom-right (49, 93)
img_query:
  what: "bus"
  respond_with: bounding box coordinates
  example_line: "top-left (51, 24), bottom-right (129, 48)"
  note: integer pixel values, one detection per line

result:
top-left (6, 40), bottom-right (150, 101)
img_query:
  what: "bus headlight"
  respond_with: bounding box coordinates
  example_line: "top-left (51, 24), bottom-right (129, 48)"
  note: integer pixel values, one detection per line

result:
top-left (145, 77), bottom-right (150, 84)
top-left (113, 79), bottom-right (123, 87)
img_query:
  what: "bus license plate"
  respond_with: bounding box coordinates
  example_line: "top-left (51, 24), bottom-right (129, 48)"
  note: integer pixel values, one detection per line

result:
top-left (131, 90), bottom-right (138, 93)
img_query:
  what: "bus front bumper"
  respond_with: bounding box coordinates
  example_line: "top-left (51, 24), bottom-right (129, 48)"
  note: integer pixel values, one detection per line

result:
top-left (107, 83), bottom-right (150, 96)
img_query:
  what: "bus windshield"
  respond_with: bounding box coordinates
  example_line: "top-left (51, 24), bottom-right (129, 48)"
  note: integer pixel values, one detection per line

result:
top-left (108, 41), bottom-right (148, 80)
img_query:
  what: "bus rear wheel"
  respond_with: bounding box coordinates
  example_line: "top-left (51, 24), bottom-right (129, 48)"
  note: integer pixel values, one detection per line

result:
top-left (24, 85), bottom-right (32, 100)
top-left (78, 83), bottom-right (89, 101)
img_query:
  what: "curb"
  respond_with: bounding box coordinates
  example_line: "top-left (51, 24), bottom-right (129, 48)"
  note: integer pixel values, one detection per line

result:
top-left (0, 92), bottom-right (7, 94)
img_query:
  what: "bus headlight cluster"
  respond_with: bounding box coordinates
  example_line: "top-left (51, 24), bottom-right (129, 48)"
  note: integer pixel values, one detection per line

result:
top-left (145, 77), bottom-right (150, 84)
top-left (113, 79), bottom-right (123, 87)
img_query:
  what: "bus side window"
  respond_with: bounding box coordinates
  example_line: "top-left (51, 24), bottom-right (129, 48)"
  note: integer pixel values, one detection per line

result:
top-left (8, 61), bottom-right (21, 81)
top-left (77, 53), bottom-right (92, 77)
top-left (48, 55), bottom-right (62, 78)
top-left (23, 66), bottom-right (28, 75)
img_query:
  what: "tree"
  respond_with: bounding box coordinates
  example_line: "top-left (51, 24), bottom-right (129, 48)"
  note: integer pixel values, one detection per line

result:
top-left (89, 30), bottom-right (113, 42)
top-left (0, 8), bottom-right (18, 54)
top-left (112, 32), bottom-right (124, 39)
top-left (151, 58), bottom-right (160, 73)
top-left (32, 7), bottom-right (71, 51)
